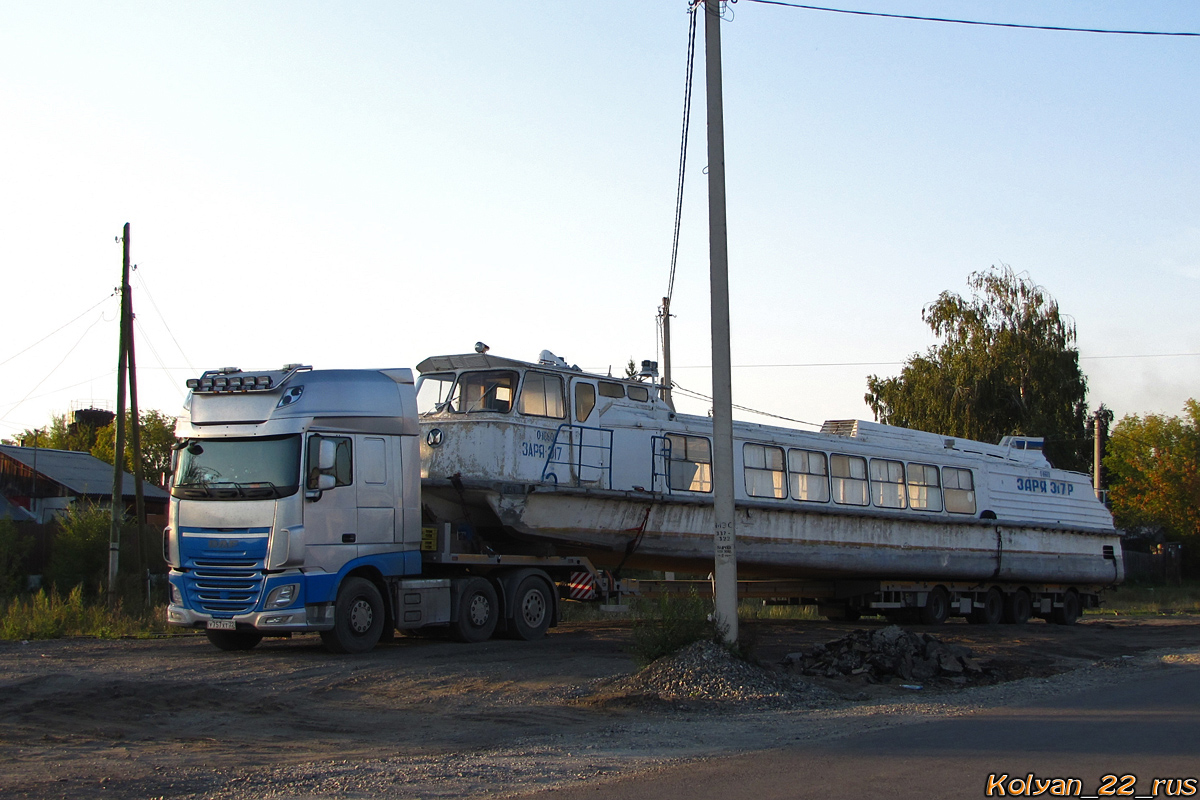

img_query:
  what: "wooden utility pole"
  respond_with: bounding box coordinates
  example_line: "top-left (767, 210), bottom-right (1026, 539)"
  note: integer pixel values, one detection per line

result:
top-left (703, 0), bottom-right (738, 646)
top-left (108, 223), bottom-right (132, 600)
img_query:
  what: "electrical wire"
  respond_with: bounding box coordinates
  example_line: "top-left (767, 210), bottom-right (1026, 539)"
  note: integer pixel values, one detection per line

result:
top-left (672, 379), bottom-right (823, 428)
top-left (0, 291), bottom-right (116, 368)
top-left (133, 318), bottom-right (188, 402)
top-left (132, 264), bottom-right (196, 375)
top-left (0, 312), bottom-right (110, 425)
top-left (666, 4), bottom-right (699, 306)
top-left (740, 0), bottom-right (1200, 37)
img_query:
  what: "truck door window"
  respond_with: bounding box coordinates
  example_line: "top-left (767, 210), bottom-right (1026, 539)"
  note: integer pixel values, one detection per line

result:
top-left (518, 371), bottom-right (565, 418)
top-left (574, 382), bottom-right (596, 422)
top-left (451, 370), bottom-right (517, 413)
top-left (307, 436), bottom-right (352, 489)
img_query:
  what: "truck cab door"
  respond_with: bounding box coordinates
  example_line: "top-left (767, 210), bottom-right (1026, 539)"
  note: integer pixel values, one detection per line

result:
top-left (304, 435), bottom-right (358, 569)
top-left (355, 435), bottom-right (396, 544)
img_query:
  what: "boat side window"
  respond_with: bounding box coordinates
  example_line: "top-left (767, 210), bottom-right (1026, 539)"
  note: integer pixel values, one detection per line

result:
top-left (626, 385), bottom-right (650, 402)
top-left (744, 444), bottom-right (786, 499)
top-left (906, 463), bottom-right (942, 511)
top-left (830, 454), bottom-right (868, 506)
top-left (666, 434), bottom-right (712, 493)
top-left (598, 381), bottom-right (625, 399)
top-left (788, 448), bottom-right (829, 502)
top-left (574, 382), bottom-right (596, 423)
top-left (943, 467), bottom-right (977, 514)
top-left (518, 371), bottom-right (566, 418)
top-left (870, 459), bottom-right (906, 509)
top-left (306, 435), bottom-right (352, 489)
top-left (451, 370), bottom-right (518, 414)
top-left (416, 372), bottom-right (455, 415)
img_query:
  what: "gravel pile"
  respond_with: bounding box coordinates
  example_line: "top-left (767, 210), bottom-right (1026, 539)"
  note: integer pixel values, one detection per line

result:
top-left (781, 625), bottom-right (997, 686)
top-left (591, 640), bottom-right (838, 710)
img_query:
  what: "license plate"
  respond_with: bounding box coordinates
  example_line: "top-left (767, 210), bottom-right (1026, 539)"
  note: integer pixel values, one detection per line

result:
top-left (207, 619), bottom-right (236, 630)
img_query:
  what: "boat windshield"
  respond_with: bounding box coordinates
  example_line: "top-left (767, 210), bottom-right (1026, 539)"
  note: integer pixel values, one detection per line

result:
top-left (171, 434), bottom-right (302, 500)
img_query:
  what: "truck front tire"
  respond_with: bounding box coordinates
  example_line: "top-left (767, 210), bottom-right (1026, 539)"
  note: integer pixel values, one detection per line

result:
top-left (321, 577), bottom-right (385, 654)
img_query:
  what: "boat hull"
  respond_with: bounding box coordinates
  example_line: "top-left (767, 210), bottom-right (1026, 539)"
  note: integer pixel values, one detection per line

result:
top-left (440, 483), bottom-right (1124, 585)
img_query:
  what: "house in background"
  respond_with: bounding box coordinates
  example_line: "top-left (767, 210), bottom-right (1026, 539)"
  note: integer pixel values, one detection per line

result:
top-left (0, 444), bottom-right (169, 525)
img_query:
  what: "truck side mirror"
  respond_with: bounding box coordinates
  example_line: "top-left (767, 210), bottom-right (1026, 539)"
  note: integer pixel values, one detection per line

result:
top-left (318, 438), bottom-right (337, 470)
top-left (317, 473), bottom-right (336, 491)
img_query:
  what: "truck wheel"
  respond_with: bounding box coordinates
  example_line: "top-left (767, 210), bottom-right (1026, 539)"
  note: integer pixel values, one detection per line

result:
top-left (919, 586), bottom-right (949, 625)
top-left (1003, 589), bottom-right (1032, 625)
top-left (451, 577), bottom-right (498, 643)
top-left (509, 576), bottom-right (552, 641)
top-left (1051, 590), bottom-right (1081, 625)
top-left (969, 587), bottom-right (1004, 626)
top-left (320, 577), bottom-right (385, 654)
top-left (205, 629), bottom-right (263, 651)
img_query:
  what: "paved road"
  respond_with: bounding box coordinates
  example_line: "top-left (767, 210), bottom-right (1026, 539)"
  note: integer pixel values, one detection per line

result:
top-left (529, 664), bottom-right (1200, 800)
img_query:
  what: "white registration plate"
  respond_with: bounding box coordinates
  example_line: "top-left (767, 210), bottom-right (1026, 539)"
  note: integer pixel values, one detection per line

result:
top-left (207, 619), bottom-right (236, 630)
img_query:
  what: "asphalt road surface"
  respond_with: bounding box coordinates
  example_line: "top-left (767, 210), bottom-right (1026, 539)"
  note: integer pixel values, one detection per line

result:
top-left (528, 661), bottom-right (1200, 800)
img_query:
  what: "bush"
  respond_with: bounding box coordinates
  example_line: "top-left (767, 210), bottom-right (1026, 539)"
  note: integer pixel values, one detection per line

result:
top-left (629, 590), bottom-right (721, 667)
top-left (45, 502), bottom-right (111, 596)
top-left (0, 517), bottom-right (32, 599)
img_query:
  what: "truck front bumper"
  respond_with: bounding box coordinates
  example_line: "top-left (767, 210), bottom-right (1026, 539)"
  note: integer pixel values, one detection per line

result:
top-left (166, 603), bottom-right (334, 633)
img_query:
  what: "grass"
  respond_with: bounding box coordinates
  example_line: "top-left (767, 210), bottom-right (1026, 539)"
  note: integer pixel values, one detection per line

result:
top-left (1090, 582), bottom-right (1200, 617)
top-left (0, 586), bottom-right (172, 640)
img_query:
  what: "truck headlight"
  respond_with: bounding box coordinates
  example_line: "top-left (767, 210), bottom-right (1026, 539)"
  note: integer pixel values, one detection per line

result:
top-left (265, 583), bottom-right (299, 609)
top-left (170, 583), bottom-right (183, 605)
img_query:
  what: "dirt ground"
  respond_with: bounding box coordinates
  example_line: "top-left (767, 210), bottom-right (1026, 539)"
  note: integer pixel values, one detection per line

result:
top-left (2, 614), bottom-right (1199, 800)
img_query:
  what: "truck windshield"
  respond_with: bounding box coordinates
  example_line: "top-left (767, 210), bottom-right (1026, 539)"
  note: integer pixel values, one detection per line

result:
top-left (171, 434), bottom-right (302, 500)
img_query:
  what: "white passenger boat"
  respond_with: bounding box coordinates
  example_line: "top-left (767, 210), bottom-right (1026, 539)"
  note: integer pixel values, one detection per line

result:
top-left (416, 350), bottom-right (1122, 586)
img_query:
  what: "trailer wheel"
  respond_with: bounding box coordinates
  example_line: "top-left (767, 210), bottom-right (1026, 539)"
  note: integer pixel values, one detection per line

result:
top-left (969, 587), bottom-right (1004, 626)
top-left (1003, 589), bottom-right (1032, 625)
top-left (509, 575), bottom-right (552, 641)
top-left (1051, 590), bottom-right (1081, 626)
top-left (205, 629), bottom-right (263, 651)
top-left (919, 586), bottom-right (949, 625)
top-left (452, 577), bottom-right (498, 643)
top-left (320, 577), bottom-right (385, 654)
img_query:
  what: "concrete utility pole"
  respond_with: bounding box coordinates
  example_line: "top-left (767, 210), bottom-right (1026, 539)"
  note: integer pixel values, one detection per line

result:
top-left (703, 0), bottom-right (738, 646)
top-left (108, 223), bottom-right (131, 600)
top-left (1093, 410), bottom-right (1104, 501)
top-left (660, 296), bottom-right (675, 411)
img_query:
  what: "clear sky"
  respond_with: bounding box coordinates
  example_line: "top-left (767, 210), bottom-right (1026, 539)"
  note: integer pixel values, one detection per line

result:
top-left (1, 1), bottom-right (1197, 444)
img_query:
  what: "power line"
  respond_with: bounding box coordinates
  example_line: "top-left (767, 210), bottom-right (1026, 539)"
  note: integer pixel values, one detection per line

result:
top-left (740, 0), bottom-right (1200, 37)
top-left (0, 291), bottom-right (116, 368)
top-left (666, 4), bottom-right (700, 305)
top-left (0, 312), bottom-right (110, 425)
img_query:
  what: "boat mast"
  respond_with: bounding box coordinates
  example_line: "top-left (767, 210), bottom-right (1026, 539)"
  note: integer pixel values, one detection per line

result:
top-left (703, 0), bottom-right (738, 645)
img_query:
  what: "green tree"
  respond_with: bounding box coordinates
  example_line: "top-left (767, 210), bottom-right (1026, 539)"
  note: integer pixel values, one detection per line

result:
top-left (1104, 400), bottom-right (1200, 570)
top-left (865, 266), bottom-right (1091, 470)
top-left (8, 412), bottom-right (108, 453)
top-left (91, 410), bottom-right (179, 487)
top-left (44, 501), bottom-right (110, 596)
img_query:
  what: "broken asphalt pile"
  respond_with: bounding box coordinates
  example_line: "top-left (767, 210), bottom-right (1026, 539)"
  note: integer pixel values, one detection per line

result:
top-left (781, 625), bottom-right (998, 687)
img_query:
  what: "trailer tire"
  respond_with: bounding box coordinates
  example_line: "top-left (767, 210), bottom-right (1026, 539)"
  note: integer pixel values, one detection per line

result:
top-left (1052, 590), bottom-right (1081, 626)
top-left (320, 577), bottom-right (385, 654)
top-left (509, 575), bottom-right (552, 641)
top-left (205, 629), bottom-right (263, 651)
top-left (919, 586), bottom-right (949, 625)
top-left (969, 587), bottom-right (1004, 626)
top-left (1003, 589), bottom-right (1032, 625)
top-left (452, 577), bottom-right (498, 643)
